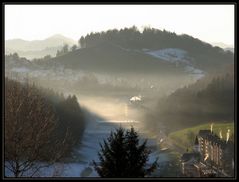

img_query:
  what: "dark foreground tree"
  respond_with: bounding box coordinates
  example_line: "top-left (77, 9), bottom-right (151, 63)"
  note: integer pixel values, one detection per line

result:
top-left (5, 78), bottom-right (71, 177)
top-left (93, 127), bottom-right (158, 177)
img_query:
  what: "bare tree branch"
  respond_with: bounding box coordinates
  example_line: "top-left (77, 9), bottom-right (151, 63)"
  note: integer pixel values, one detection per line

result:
top-left (5, 78), bottom-right (72, 177)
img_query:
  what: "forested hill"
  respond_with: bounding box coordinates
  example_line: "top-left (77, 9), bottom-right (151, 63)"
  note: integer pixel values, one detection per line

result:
top-left (35, 26), bottom-right (233, 74)
top-left (77, 26), bottom-right (233, 72)
top-left (145, 71), bottom-right (234, 133)
top-left (46, 42), bottom-right (184, 74)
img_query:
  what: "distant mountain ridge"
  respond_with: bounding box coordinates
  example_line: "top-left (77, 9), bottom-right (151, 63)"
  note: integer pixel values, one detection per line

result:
top-left (211, 42), bottom-right (234, 49)
top-left (5, 34), bottom-right (77, 59)
top-left (6, 34), bottom-right (77, 51)
top-left (211, 42), bottom-right (234, 53)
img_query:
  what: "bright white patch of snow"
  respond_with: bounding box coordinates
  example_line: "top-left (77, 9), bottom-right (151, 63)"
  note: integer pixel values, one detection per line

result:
top-left (184, 66), bottom-right (204, 79)
top-left (144, 48), bottom-right (205, 80)
top-left (184, 65), bottom-right (203, 74)
top-left (184, 66), bottom-right (204, 74)
top-left (145, 48), bottom-right (190, 64)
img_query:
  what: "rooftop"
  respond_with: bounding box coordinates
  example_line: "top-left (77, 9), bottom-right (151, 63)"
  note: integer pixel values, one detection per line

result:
top-left (198, 130), bottom-right (211, 137)
top-left (198, 130), bottom-right (234, 149)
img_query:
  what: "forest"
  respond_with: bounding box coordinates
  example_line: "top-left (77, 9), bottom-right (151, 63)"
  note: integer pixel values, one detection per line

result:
top-left (5, 78), bottom-right (86, 176)
top-left (144, 71), bottom-right (234, 133)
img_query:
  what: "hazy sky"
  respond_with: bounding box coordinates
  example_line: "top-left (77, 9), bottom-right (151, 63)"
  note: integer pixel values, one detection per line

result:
top-left (5, 5), bottom-right (234, 45)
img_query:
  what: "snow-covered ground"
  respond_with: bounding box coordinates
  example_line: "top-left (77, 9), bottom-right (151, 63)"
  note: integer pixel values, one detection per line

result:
top-left (145, 48), bottom-right (190, 64)
top-left (144, 48), bottom-right (205, 80)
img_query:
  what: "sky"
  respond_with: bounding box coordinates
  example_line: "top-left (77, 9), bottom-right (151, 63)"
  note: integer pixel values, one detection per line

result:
top-left (5, 5), bottom-right (235, 46)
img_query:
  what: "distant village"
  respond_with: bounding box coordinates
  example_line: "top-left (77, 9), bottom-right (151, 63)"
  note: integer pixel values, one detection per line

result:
top-left (180, 125), bottom-right (234, 177)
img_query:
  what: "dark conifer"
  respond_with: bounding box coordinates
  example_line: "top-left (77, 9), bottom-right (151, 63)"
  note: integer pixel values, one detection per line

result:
top-left (93, 127), bottom-right (158, 177)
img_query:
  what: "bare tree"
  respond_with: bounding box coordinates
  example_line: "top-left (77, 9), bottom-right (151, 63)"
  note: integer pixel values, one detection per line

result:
top-left (5, 79), bottom-right (71, 177)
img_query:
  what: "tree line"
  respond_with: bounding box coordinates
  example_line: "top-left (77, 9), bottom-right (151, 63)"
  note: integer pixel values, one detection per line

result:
top-left (78, 26), bottom-right (231, 54)
top-left (144, 72), bottom-right (234, 133)
top-left (5, 77), bottom-right (85, 177)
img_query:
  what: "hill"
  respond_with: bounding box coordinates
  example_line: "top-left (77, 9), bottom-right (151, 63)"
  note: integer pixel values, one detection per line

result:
top-left (77, 27), bottom-right (233, 73)
top-left (30, 27), bottom-right (234, 77)
top-left (144, 71), bottom-right (234, 133)
top-left (44, 42), bottom-right (186, 75)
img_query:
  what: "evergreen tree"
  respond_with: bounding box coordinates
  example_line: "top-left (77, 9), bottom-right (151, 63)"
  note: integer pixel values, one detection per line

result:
top-left (93, 127), bottom-right (158, 177)
top-left (71, 45), bottom-right (77, 51)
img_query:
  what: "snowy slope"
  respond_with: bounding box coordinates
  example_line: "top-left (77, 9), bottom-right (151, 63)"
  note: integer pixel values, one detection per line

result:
top-left (145, 48), bottom-right (190, 64)
top-left (144, 48), bottom-right (205, 80)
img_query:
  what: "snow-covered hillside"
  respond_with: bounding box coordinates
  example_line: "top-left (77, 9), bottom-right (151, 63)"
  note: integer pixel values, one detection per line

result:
top-left (145, 48), bottom-right (190, 64)
top-left (144, 48), bottom-right (205, 80)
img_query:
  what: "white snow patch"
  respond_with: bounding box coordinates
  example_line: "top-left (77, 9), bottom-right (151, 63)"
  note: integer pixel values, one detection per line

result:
top-left (184, 65), bottom-right (204, 79)
top-left (144, 48), bottom-right (205, 80)
top-left (184, 65), bottom-right (203, 74)
top-left (145, 48), bottom-right (190, 64)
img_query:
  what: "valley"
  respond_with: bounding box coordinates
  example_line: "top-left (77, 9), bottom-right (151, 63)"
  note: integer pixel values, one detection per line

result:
top-left (4, 26), bottom-right (235, 178)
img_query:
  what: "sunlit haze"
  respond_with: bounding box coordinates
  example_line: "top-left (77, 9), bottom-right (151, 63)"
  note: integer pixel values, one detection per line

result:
top-left (5, 5), bottom-right (234, 46)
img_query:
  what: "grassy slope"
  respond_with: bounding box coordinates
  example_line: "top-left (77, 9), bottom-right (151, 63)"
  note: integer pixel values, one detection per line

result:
top-left (168, 122), bottom-right (234, 152)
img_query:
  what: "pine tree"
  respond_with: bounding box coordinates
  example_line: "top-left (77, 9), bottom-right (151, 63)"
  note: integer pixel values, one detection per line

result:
top-left (93, 127), bottom-right (158, 177)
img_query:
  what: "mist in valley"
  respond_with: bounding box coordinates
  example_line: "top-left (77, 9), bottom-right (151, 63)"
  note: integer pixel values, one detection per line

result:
top-left (4, 4), bottom-right (235, 178)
